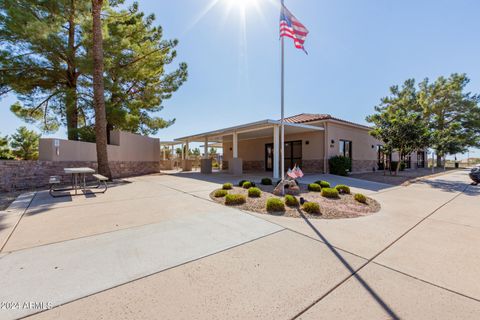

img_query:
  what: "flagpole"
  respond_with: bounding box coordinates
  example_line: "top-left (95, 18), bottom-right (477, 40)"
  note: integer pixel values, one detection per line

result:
top-left (280, 0), bottom-right (285, 193)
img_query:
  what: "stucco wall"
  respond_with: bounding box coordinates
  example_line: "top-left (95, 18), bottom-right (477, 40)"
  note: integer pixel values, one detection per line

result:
top-left (325, 122), bottom-right (381, 160)
top-left (39, 131), bottom-right (160, 162)
top-left (223, 131), bottom-right (324, 162)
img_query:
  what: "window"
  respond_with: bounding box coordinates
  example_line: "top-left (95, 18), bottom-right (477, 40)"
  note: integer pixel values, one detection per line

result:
top-left (339, 140), bottom-right (352, 159)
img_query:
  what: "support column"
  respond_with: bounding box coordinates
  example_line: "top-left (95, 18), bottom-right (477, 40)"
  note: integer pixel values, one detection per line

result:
top-left (162, 147), bottom-right (166, 160)
top-left (204, 137), bottom-right (209, 159)
top-left (201, 136), bottom-right (212, 174)
top-left (229, 131), bottom-right (242, 175)
top-left (182, 140), bottom-right (192, 171)
top-left (273, 125), bottom-right (279, 179)
top-left (233, 132), bottom-right (238, 158)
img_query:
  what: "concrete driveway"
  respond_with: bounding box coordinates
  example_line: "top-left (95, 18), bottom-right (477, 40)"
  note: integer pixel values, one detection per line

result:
top-left (0, 169), bottom-right (478, 319)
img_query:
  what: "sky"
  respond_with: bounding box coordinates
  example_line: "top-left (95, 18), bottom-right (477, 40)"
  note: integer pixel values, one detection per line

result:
top-left (1, 0), bottom-right (479, 158)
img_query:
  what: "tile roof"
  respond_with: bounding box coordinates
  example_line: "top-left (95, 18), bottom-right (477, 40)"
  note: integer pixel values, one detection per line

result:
top-left (282, 113), bottom-right (371, 129)
top-left (283, 113), bottom-right (332, 124)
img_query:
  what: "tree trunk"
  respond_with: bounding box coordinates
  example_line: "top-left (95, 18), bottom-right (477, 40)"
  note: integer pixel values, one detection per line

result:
top-left (395, 152), bottom-right (402, 176)
top-left (66, 0), bottom-right (78, 140)
top-left (92, 0), bottom-right (111, 178)
top-left (436, 153), bottom-right (443, 168)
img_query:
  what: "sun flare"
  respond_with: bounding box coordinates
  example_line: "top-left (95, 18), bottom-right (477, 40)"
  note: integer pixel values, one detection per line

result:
top-left (224, 0), bottom-right (259, 10)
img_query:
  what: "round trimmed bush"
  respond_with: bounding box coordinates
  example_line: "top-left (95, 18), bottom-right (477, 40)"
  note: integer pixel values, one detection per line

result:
top-left (284, 194), bottom-right (299, 207)
top-left (321, 187), bottom-right (339, 198)
top-left (214, 189), bottom-right (228, 198)
top-left (238, 180), bottom-right (247, 187)
top-left (222, 183), bottom-right (233, 190)
top-left (266, 198), bottom-right (285, 212)
top-left (354, 193), bottom-right (367, 204)
top-left (242, 181), bottom-right (252, 189)
top-left (248, 187), bottom-right (262, 197)
top-left (314, 180), bottom-right (330, 188)
top-left (225, 194), bottom-right (246, 205)
top-left (308, 183), bottom-right (321, 192)
top-left (302, 202), bottom-right (321, 214)
top-left (335, 184), bottom-right (350, 194)
top-left (261, 177), bottom-right (272, 185)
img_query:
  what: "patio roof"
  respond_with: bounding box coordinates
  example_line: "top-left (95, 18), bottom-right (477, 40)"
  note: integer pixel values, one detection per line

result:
top-left (174, 119), bottom-right (323, 143)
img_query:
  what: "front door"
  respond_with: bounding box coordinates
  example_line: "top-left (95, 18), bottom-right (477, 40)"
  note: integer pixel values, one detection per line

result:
top-left (265, 140), bottom-right (302, 172)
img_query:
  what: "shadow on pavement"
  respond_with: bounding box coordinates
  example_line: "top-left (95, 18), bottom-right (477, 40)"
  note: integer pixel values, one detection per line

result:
top-left (297, 211), bottom-right (400, 320)
top-left (24, 180), bottom-right (130, 216)
top-left (415, 179), bottom-right (476, 196)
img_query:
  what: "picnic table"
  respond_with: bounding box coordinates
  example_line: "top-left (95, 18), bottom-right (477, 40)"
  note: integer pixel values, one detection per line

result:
top-left (64, 167), bottom-right (95, 195)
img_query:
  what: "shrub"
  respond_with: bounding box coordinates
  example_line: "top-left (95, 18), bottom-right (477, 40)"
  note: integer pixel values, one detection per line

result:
top-left (248, 187), bottom-right (262, 197)
top-left (308, 183), bottom-right (321, 192)
top-left (329, 155), bottom-right (352, 176)
top-left (222, 183), bottom-right (233, 190)
top-left (314, 180), bottom-right (330, 188)
top-left (225, 194), bottom-right (246, 205)
top-left (284, 194), bottom-right (299, 207)
top-left (266, 198), bottom-right (285, 212)
top-left (335, 184), bottom-right (351, 194)
top-left (321, 187), bottom-right (339, 198)
top-left (238, 180), bottom-right (247, 187)
top-left (242, 181), bottom-right (253, 189)
top-left (354, 193), bottom-right (367, 204)
top-left (261, 177), bottom-right (272, 185)
top-left (214, 189), bottom-right (228, 198)
top-left (302, 202), bottom-right (321, 214)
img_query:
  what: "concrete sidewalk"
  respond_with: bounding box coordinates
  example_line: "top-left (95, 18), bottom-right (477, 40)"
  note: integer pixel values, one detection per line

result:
top-left (0, 169), bottom-right (478, 319)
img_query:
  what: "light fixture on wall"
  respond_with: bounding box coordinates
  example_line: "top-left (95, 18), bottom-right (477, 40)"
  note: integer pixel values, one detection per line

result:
top-left (331, 139), bottom-right (335, 144)
top-left (229, 147), bottom-right (232, 151)
top-left (305, 140), bottom-right (310, 145)
top-left (371, 145), bottom-right (375, 148)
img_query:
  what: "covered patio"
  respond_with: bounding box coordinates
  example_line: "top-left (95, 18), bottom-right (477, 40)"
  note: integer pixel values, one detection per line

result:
top-left (174, 119), bottom-right (324, 178)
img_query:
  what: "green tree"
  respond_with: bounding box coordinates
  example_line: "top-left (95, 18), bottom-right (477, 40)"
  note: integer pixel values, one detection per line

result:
top-left (1, 1), bottom-right (187, 143)
top-left (418, 74), bottom-right (480, 166)
top-left (0, 0), bottom-right (91, 140)
top-left (0, 133), bottom-right (13, 159)
top-left (99, 3), bottom-right (188, 140)
top-left (190, 148), bottom-right (200, 158)
top-left (10, 127), bottom-right (41, 160)
top-left (209, 147), bottom-right (217, 158)
top-left (175, 147), bottom-right (182, 157)
top-left (367, 79), bottom-right (430, 175)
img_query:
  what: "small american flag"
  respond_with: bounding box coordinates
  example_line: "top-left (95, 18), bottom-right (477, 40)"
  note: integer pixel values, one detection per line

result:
top-left (280, 4), bottom-right (309, 53)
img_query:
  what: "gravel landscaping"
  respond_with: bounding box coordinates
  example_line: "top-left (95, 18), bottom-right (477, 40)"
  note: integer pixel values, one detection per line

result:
top-left (210, 183), bottom-right (381, 219)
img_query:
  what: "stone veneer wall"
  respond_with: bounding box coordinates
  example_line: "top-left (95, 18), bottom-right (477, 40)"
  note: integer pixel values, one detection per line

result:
top-left (222, 161), bottom-right (229, 170)
top-left (0, 160), bottom-right (160, 192)
top-left (351, 160), bottom-right (377, 173)
top-left (301, 160), bottom-right (324, 173)
top-left (243, 160), bottom-right (264, 171)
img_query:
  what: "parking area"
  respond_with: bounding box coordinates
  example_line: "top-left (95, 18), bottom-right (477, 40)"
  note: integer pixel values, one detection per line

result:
top-left (0, 169), bottom-right (478, 319)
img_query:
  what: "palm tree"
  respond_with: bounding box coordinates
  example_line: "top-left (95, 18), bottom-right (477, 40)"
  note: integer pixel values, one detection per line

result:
top-left (91, 0), bottom-right (112, 178)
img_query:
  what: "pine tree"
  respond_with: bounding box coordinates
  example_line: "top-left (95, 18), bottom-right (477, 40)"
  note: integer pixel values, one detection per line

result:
top-left (10, 127), bottom-right (41, 160)
top-left (82, 2), bottom-right (188, 142)
top-left (0, 0), bottom-right (91, 140)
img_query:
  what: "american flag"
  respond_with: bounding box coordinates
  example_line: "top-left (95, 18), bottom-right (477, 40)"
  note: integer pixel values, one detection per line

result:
top-left (280, 4), bottom-right (309, 53)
